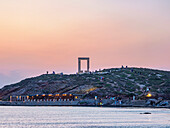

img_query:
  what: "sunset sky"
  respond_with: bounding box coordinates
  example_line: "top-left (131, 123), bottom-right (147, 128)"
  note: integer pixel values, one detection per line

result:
top-left (0, 0), bottom-right (170, 87)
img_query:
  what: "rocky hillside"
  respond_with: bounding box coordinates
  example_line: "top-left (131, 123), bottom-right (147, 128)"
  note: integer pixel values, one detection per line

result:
top-left (0, 67), bottom-right (170, 100)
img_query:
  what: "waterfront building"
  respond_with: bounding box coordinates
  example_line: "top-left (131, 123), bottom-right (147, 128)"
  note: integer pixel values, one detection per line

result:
top-left (9, 94), bottom-right (83, 102)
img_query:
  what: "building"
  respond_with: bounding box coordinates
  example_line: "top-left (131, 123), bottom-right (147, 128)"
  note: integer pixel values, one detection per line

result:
top-left (9, 93), bottom-right (83, 102)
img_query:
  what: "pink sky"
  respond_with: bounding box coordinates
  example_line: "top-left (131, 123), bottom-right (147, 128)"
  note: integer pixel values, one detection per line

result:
top-left (0, 0), bottom-right (170, 87)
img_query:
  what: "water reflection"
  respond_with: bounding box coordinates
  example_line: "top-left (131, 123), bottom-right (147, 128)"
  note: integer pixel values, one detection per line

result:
top-left (0, 107), bottom-right (169, 128)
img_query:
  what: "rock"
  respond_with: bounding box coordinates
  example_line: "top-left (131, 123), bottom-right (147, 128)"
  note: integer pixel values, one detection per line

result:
top-left (140, 112), bottom-right (151, 114)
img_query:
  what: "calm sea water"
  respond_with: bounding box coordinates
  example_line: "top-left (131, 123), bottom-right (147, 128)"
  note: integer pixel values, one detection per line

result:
top-left (0, 106), bottom-right (169, 128)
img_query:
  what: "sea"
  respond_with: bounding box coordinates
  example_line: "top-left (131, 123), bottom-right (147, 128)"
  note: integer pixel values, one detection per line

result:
top-left (0, 106), bottom-right (169, 128)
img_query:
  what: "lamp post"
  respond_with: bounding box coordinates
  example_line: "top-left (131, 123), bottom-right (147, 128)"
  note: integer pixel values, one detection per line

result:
top-left (95, 96), bottom-right (97, 106)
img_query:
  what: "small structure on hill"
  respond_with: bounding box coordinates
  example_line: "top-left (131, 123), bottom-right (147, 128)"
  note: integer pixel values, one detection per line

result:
top-left (78, 57), bottom-right (90, 73)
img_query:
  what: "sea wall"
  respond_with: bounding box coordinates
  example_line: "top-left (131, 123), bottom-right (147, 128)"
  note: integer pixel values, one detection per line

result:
top-left (0, 100), bottom-right (169, 108)
top-left (0, 101), bottom-right (79, 106)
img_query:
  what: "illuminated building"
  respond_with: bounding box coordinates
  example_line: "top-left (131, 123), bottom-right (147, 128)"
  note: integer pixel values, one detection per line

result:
top-left (9, 94), bottom-right (82, 102)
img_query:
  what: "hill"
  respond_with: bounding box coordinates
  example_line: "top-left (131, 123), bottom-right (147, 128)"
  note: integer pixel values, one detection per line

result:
top-left (0, 67), bottom-right (170, 100)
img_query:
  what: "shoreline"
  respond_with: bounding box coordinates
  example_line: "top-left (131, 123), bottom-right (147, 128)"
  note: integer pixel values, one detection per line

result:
top-left (0, 100), bottom-right (169, 108)
top-left (0, 104), bottom-right (169, 109)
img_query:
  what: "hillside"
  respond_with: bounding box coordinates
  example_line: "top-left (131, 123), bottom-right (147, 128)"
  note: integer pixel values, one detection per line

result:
top-left (0, 67), bottom-right (170, 100)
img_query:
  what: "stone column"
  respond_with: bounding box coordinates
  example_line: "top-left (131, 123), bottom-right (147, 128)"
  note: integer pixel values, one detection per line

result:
top-left (87, 58), bottom-right (90, 72)
top-left (78, 58), bottom-right (81, 73)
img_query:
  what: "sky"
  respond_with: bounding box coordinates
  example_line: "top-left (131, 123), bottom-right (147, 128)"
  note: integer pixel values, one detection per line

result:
top-left (0, 0), bottom-right (170, 87)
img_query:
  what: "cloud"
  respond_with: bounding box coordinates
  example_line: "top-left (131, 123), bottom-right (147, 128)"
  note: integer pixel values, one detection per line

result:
top-left (0, 70), bottom-right (22, 88)
top-left (0, 70), bottom-right (42, 88)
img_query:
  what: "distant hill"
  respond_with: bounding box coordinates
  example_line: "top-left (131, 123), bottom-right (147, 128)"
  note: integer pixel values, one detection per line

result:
top-left (0, 67), bottom-right (170, 100)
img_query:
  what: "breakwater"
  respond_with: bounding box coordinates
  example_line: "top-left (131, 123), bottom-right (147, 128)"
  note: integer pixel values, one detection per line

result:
top-left (0, 100), bottom-right (170, 108)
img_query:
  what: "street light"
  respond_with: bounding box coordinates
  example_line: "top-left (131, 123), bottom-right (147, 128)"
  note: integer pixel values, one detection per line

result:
top-left (146, 93), bottom-right (152, 97)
